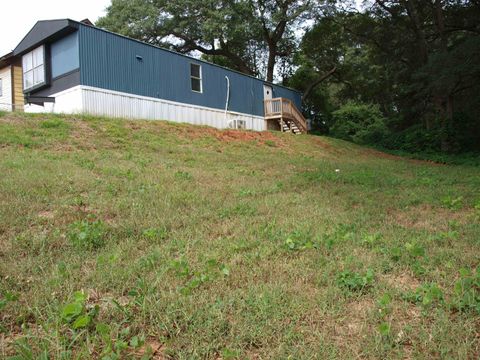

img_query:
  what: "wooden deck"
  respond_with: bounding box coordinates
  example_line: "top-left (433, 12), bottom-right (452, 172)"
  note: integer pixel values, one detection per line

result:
top-left (264, 98), bottom-right (308, 134)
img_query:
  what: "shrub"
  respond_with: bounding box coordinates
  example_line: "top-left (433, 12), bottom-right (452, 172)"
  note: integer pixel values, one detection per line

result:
top-left (330, 102), bottom-right (389, 145)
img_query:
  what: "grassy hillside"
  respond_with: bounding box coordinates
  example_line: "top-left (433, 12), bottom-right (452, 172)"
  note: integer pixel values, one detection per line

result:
top-left (1, 112), bottom-right (479, 359)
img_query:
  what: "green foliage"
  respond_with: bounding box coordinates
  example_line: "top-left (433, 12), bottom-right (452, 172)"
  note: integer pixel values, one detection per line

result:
top-left (0, 291), bottom-right (19, 312)
top-left (39, 118), bottom-right (68, 129)
top-left (337, 269), bottom-right (375, 293)
top-left (170, 258), bottom-right (230, 295)
top-left (405, 283), bottom-right (444, 309)
top-left (61, 291), bottom-right (99, 330)
top-left (68, 219), bottom-right (107, 250)
top-left (450, 268), bottom-right (480, 314)
top-left (1, 113), bottom-right (480, 357)
top-left (441, 196), bottom-right (464, 210)
top-left (330, 102), bottom-right (389, 145)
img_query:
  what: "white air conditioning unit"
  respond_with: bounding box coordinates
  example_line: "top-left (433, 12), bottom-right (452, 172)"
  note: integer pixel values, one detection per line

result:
top-left (228, 119), bottom-right (246, 130)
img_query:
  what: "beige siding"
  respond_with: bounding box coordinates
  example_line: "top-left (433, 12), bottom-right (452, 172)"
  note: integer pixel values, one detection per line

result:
top-left (0, 65), bottom-right (12, 111)
top-left (12, 64), bottom-right (23, 111)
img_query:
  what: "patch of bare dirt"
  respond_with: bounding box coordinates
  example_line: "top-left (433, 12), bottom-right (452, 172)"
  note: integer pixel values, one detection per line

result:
top-left (388, 204), bottom-right (473, 232)
top-left (170, 124), bottom-right (286, 147)
top-left (215, 129), bottom-right (283, 146)
top-left (329, 298), bottom-right (374, 346)
top-left (383, 272), bottom-right (421, 292)
top-left (38, 210), bottom-right (55, 219)
top-left (136, 339), bottom-right (166, 359)
top-left (0, 114), bottom-right (28, 125)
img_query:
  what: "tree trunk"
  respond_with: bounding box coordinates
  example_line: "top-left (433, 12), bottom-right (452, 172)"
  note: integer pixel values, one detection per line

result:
top-left (266, 45), bottom-right (276, 82)
top-left (402, 0), bottom-right (429, 65)
top-left (433, 0), bottom-right (454, 152)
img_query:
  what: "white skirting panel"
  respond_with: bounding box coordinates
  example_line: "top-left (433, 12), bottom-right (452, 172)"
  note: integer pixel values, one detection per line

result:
top-left (24, 85), bottom-right (266, 131)
top-left (24, 86), bottom-right (83, 114)
top-left (80, 86), bottom-right (266, 131)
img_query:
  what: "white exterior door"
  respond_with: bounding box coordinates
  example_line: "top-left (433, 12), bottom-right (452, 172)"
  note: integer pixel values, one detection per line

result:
top-left (263, 85), bottom-right (273, 100)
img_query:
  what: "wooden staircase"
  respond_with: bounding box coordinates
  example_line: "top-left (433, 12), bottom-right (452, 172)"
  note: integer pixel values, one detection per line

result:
top-left (264, 98), bottom-right (307, 134)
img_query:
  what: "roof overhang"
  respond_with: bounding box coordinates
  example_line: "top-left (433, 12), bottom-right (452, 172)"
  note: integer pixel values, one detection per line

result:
top-left (13, 19), bottom-right (79, 56)
top-left (0, 52), bottom-right (15, 68)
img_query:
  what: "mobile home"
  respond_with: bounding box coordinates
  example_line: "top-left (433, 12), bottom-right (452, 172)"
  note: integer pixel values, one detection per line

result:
top-left (12, 19), bottom-right (306, 133)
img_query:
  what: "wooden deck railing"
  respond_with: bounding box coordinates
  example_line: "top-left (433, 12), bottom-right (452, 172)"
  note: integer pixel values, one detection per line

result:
top-left (264, 97), bottom-right (307, 132)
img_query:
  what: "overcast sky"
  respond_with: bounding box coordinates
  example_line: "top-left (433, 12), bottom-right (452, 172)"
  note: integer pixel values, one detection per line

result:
top-left (1, 0), bottom-right (363, 56)
top-left (0, 0), bottom-right (110, 55)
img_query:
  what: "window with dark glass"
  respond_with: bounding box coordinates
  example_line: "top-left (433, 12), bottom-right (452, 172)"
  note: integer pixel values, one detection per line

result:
top-left (190, 63), bottom-right (202, 93)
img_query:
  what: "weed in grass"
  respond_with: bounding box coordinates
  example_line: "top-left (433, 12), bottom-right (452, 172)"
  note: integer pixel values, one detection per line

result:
top-left (405, 241), bottom-right (426, 258)
top-left (441, 196), bottom-right (464, 210)
top-left (2, 113), bottom-right (480, 358)
top-left (0, 291), bottom-right (19, 313)
top-left (362, 233), bottom-right (382, 249)
top-left (388, 247), bottom-right (402, 262)
top-left (450, 268), bottom-right (480, 314)
top-left (142, 227), bottom-right (169, 241)
top-left (61, 291), bottom-right (99, 330)
top-left (39, 118), bottom-right (68, 129)
top-left (376, 293), bottom-right (392, 317)
top-left (219, 203), bottom-right (257, 218)
top-left (404, 283), bottom-right (444, 310)
top-left (337, 269), bottom-right (375, 293)
top-left (169, 258), bottom-right (230, 295)
top-left (284, 230), bottom-right (316, 251)
top-left (174, 170), bottom-right (193, 180)
top-left (68, 218), bottom-right (107, 250)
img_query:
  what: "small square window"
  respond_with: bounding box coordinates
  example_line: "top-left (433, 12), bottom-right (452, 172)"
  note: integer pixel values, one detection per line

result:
top-left (190, 63), bottom-right (202, 93)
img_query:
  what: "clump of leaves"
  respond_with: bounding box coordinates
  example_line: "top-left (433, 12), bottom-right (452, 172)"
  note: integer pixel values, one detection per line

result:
top-left (61, 291), bottom-right (99, 330)
top-left (432, 230), bottom-right (459, 245)
top-left (337, 269), bottom-right (375, 293)
top-left (284, 230), bottom-right (317, 251)
top-left (68, 218), bottom-right (106, 250)
top-left (362, 233), bottom-right (382, 249)
top-left (377, 293), bottom-right (392, 317)
top-left (142, 227), bottom-right (168, 241)
top-left (441, 196), bottom-right (463, 210)
top-left (405, 242), bottom-right (426, 258)
top-left (39, 118), bottom-right (68, 129)
top-left (174, 171), bottom-right (193, 180)
top-left (450, 268), bottom-right (480, 314)
top-left (170, 258), bottom-right (230, 295)
top-left (0, 291), bottom-right (19, 312)
top-left (404, 283), bottom-right (444, 310)
top-left (96, 323), bottom-right (146, 359)
top-left (377, 322), bottom-right (391, 338)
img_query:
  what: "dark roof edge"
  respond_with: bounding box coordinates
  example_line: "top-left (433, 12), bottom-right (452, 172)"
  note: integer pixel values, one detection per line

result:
top-left (0, 52), bottom-right (14, 68)
top-left (13, 19), bottom-right (79, 56)
top-left (69, 19), bottom-right (302, 96)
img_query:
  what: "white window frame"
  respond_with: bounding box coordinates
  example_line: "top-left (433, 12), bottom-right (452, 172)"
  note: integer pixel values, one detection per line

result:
top-left (190, 63), bottom-right (203, 93)
top-left (23, 45), bottom-right (46, 91)
top-left (0, 78), bottom-right (3, 97)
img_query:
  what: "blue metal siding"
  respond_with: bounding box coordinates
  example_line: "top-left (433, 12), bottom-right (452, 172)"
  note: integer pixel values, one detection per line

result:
top-left (78, 25), bottom-right (301, 117)
top-left (51, 32), bottom-right (79, 78)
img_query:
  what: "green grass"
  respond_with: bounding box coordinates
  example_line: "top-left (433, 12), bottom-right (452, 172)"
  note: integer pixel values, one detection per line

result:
top-left (1, 112), bottom-right (479, 359)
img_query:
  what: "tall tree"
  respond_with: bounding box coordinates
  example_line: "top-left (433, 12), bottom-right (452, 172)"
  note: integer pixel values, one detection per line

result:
top-left (97, 0), bottom-right (313, 81)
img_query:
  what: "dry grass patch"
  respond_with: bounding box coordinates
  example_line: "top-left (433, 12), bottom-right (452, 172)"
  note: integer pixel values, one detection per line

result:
top-left (387, 204), bottom-right (473, 232)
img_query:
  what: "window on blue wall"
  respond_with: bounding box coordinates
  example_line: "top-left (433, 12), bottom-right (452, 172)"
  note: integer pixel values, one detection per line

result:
top-left (190, 63), bottom-right (202, 93)
top-left (23, 45), bottom-right (45, 91)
